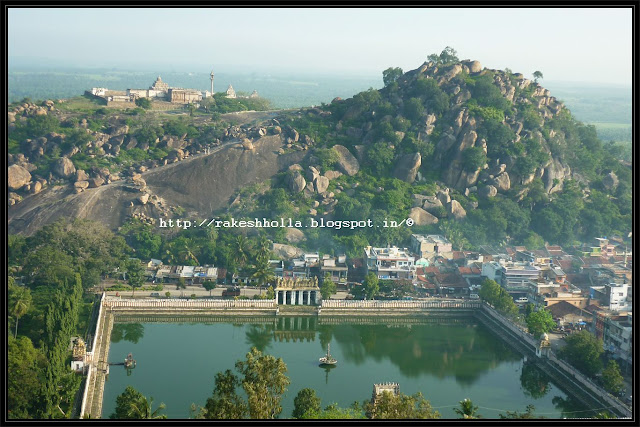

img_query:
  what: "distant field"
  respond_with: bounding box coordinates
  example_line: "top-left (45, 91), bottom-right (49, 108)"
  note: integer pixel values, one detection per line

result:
top-left (589, 122), bottom-right (632, 144)
top-left (7, 69), bottom-right (382, 109)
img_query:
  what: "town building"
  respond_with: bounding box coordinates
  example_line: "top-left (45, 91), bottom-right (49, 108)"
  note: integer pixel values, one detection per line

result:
top-left (602, 314), bottom-right (632, 373)
top-left (590, 282), bottom-right (630, 312)
top-left (410, 234), bottom-right (452, 260)
top-left (364, 246), bottom-right (415, 281)
top-left (320, 254), bottom-right (348, 284)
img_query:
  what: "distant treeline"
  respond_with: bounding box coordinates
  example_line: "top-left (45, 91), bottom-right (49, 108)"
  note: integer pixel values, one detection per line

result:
top-left (8, 69), bottom-right (381, 109)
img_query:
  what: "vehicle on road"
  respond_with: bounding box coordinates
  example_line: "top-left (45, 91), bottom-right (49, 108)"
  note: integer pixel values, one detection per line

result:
top-left (222, 286), bottom-right (241, 297)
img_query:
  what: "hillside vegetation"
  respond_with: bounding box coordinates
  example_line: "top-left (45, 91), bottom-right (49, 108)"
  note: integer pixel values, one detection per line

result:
top-left (7, 48), bottom-right (631, 257)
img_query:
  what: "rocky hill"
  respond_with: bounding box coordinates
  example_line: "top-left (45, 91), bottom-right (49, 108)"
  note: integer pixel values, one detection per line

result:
top-left (7, 55), bottom-right (631, 251)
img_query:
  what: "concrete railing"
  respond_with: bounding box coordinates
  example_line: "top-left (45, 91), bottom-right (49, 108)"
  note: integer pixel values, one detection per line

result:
top-left (479, 302), bottom-right (630, 418)
top-left (479, 303), bottom-right (538, 349)
top-left (320, 300), bottom-right (482, 309)
top-left (104, 297), bottom-right (276, 309)
top-left (547, 353), bottom-right (631, 417)
top-left (80, 292), bottom-right (105, 419)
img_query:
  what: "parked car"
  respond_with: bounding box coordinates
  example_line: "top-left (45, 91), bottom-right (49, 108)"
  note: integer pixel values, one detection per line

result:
top-left (516, 297), bottom-right (529, 304)
top-left (222, 286), bottom-right (241, 297)
top-left (150, 292), bottom-right (160, 297)
top-left (469, 293), bottom-right (480, 299)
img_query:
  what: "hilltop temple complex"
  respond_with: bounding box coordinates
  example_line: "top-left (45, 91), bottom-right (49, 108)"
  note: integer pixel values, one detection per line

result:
top-left (87, 71), bottom-right (259, 106)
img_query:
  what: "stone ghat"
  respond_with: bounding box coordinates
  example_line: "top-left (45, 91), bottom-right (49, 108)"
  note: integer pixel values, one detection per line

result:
top-left (318, 299), bottom-right (481, 316)
top-left (104, 297), bottom-right (277, 310)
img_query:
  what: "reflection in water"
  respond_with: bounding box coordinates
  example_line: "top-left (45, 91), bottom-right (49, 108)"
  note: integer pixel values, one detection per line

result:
top-left (520, 362), bottom-right (550, 399)
top-left (111, 323), bottom-right (145, 344)
top-left (245, 324), bottom-right (274, 352)
top-left (251, 317), bottom-right (522, 387)
top-left (552, 395), bottom-right (597, 418)
top-left (320, 365), bottom-right (336, 385)
top-left (102, 318), bottom-right (591, 419)
top-left (332, 323), bottom-right (521, 385)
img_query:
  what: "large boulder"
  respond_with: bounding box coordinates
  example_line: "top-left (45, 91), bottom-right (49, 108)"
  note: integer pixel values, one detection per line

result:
top-left (543, 158), bottom-right (571, 193)
top-left (272, 243), bottom-right (303, 260)
top-left (393, 152), bottom-right (422, 183)
top-left (138, 193), bottom-right (150, 205)
top-left (409, 207), bottom-right (439, 226)
top-left (333, 145), bottom-right (360, 176)
top-left (449, 199), bottom-right (467, 219)
top-left (324, 170), bottom-right (343, 180)
top-left (306, 166), bottom-right (321, 182)
top-left (8, 164), bottom-right (31, 190)
top-left (422, 196), bottom-right (444, 213)
top-left (287, 172), bottom-right (306, 193)
top-left (53, 157), bottom-right (76, 178)
top-left (74, 180), bottom-right (89, 190)
top-left (479, 185), bottom-right (498, 198)
top-left (314, 176), bottom-right (330, 193)
top-left (442, 64), bottom-right (463, 82)
top-left (88, 177), bottom-right (105, 188)
top-left (75, 169), bottom-right (89, 182)
top-left (602, 171), bottom-right (619, 191)
top-left (469, 60), bottom-right (482, 73)
top-left (285, 228), bottom-right (306, 244)
top-left (491, 172), bottom-right (511, 192)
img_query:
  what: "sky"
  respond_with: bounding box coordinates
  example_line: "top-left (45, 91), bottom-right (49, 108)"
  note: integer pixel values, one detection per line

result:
top-left (7, 7), bottom-right (633, 85)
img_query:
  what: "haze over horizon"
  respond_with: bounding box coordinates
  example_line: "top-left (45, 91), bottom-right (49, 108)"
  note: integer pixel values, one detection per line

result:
top-left (8, 7), bottom-right (633, 86)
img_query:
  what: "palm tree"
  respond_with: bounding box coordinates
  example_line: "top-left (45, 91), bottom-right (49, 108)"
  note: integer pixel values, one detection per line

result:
top-left (128, 395), bottom-right (167, 419)
top-left (257, 235), bottom-right (271, 258)
top-left (178, 239), bottom-right (199, 266)
top-left (234, 235), bottom-right (249, 267)
top-left (454, 398), bottom-right (480, 419)
top-left (9, 285), bottom-right (32, 338)
top-left (251, 253), bottom-right (274, 295)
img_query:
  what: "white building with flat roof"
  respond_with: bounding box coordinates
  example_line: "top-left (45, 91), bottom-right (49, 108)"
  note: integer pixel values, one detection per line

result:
top-left (364, 246), bottom-right (415, 280)
top-left (410, 234), bottom-right (453, 259)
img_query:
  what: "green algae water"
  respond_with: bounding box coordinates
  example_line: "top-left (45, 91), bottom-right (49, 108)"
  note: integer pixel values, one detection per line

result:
top-left (101, 316), bottom-right (594, 419)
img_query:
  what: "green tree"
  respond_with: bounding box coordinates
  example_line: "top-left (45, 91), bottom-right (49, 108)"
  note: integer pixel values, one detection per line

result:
top-left (304, 402), bottom-right (365, 419)
top-left (558, 330), bottom-right (604, 376)
top-left (203, 279), bottom-right (216, 296)
top-left (499, 404), bottom-right (543, 419)
top-left (251, 253), bottom-right (274, 295)
top-left (366, 141), bottom-right (395, 175)
top-left (125, 258), bottom-right (145, 296)
top-left (8, 335), bottom-right (46, 419)
top-left (135, 97), bottom-right (152, 109)
top-left (292, 388), bottom-right (322, 419)
top-left (365, 391), bottom-right (440, 419)
top-left (204, 369), bottom-right (248, 419)
top-left (382, 67), bottom-right (403, 86)
top-left (427, 46), bottom-right (459, 65)
top-left (363, 272), bottom-right (379, 300)
top-left (111, 386), bottom-right (145, 419)
top-left (461, 147), bottom-right (487, 172)
top-left (235, 347), bottom-right (290, 419)
top-left (127, 395), bottom-right (167, 419)
top-left (601, 360), bottom-right (624, 394)
top-left (8, 281), bottom-right (32, 338)
top-left (404, 97), bottom-right (424, 121)
top-left (320, 273), bottom-right (337, 300)
top-left (526, 309), bottom-right (556, 339)
top-left (532, 71), bottom-right (544, 83)
top-left (453, 398), bottom-right (481, 419)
